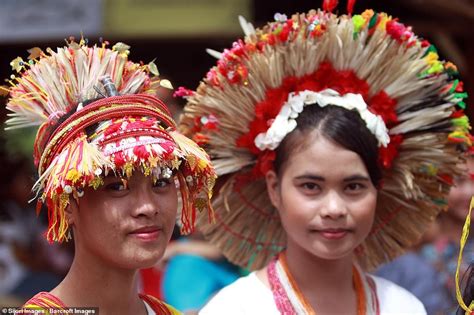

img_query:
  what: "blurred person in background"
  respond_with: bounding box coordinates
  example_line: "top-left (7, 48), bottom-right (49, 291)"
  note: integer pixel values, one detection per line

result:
top-left (161, 229), bottom-right (241, 314)
top-left (377, 150), bottom-right (474, 314)
top-left (0, 149), bottom-right (67, 303)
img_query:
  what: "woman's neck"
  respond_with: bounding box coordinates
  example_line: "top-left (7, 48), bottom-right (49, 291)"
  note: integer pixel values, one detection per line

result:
top-left (284, 242), bottom-right (356, 315)
top-left (51, 250), bottom-right (146, 315)
top-left (258, 240), bottom-right (357, 315)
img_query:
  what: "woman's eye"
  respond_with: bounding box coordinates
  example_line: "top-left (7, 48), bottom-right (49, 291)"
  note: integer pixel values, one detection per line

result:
top-left (300, 182), bottom-right (321, 191)
top-left (105, 182), bottom-right (127, 191)
top-left (154, 178), bottom-right (171, 188)
top-left (345, 183), bottom-right (365, 192)
top-left (303, 183), bottom-right (317, 189)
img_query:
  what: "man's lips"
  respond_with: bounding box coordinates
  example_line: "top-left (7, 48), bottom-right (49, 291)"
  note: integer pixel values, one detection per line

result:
top-left (129, 226), bottom-right (161, 241)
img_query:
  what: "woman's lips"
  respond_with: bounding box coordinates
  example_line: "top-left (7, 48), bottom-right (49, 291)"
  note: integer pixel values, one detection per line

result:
top-left (129, 226), bottom-right (161, 241)
top-left (314, 228), bottom-right (350, 240)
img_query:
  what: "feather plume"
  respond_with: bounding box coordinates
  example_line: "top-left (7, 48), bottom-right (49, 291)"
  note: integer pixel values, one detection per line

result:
top-left (6, 43), bottom-right (153, 130)
top-left (239, 15), bottom-right (256, 37)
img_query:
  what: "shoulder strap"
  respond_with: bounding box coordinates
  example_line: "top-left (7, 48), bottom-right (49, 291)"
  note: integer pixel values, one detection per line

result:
top-left (23, 291), bottom-right (67, 310)
top-left (139, 294), bottom-right (181, 315)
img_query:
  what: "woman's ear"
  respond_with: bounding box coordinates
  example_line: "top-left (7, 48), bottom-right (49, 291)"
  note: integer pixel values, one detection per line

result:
top-left (265, 170), bottom-right (281, 209)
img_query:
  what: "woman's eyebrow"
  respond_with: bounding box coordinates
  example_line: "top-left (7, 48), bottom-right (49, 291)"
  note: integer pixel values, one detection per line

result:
top-left (294, 174), bottom-right (325, 181)
top-left (293, 174), bottom-right (370, 182)
top-left (343, 175), bottom-right (370, 182)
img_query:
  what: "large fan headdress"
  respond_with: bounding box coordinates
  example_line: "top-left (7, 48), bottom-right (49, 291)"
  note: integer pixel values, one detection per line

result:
top-left (179, 9), bottom-right (471, 270)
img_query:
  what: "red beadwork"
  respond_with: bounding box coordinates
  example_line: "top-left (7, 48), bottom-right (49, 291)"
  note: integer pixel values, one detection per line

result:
top-left (40, 96), bottom-right (175, 174)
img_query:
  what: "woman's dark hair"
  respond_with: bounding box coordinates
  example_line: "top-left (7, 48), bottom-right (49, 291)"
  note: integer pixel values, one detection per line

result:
top-left (458, 264), bottom-right (474, 315)
top-left (274, 104), bottom-right (382, 186)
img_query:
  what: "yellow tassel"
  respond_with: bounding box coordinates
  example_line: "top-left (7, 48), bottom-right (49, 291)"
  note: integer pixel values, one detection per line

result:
top-left (169, 130), bottom-right (212, 168)
top-left (80, 137), bottom-right (114, 174)
top-left (456, 197), bottom-right (474, 313)
top-left (36, 135), bottom-right (114, 242)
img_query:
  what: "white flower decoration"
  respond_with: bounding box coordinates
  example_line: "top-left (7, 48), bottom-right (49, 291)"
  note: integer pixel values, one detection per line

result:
top-left (254, 89), bottom-right (390, 151)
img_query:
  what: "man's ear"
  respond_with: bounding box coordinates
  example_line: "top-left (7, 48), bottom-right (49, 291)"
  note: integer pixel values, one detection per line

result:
top-left (265, 170), bottom-right (281, 209)
top-left (65, 197), bottom-right (79, 226)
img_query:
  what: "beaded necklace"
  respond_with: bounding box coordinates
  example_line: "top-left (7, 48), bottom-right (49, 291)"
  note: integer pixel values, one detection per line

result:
top-left (267, 252), bottom-right (379, 314)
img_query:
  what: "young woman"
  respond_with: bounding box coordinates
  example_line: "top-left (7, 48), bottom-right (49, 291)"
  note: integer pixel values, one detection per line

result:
top-left (178, 5), bottom-right (470, 315)
top-left (4, 40), bottom-right (215, 314)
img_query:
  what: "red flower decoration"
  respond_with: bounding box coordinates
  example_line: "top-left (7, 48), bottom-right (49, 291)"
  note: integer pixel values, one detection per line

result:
top-left (379, 134), bottom-right (403, 169)
top-left (235, 61), bottom-right (400, 182)
top-left (370, 91), bottom-right (398, 126)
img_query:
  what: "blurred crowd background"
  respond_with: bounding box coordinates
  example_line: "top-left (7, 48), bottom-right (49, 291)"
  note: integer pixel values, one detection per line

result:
top-left (0, 1), bottom-right (473, 314)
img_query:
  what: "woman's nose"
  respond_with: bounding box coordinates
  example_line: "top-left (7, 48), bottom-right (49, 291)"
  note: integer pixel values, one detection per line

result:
top-left (319, 190), bottom-right (347, 219)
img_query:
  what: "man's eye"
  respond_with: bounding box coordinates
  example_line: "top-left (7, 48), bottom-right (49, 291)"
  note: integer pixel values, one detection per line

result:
top-left (105, 182), bottom-right (127, 191)
top-left (154, 178), bottom-right (171, 188)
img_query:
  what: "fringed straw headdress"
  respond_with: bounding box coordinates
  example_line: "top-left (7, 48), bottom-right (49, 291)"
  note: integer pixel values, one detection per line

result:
top-left (179, 4), bottom-right (471, 270)
top-left (4, 39), bottom-right (216, 243)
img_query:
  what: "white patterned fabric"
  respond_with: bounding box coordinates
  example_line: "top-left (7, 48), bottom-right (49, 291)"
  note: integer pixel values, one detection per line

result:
top-left (199, 272), bottom-right (426, 315)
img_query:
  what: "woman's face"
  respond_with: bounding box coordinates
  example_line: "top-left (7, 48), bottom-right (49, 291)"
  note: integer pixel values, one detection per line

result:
top-left (448, 157), bottom-right (474, 222)
top-left (69, 171), bottom-right (178, 269)
top-left (266, 134), bottom-right (377, 261)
